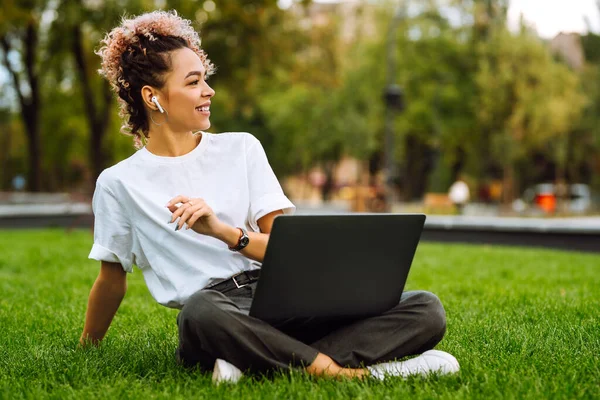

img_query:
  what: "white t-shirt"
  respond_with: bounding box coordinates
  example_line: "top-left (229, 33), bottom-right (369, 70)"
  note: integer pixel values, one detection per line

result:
top-left (88, 132), bottom-right (295, 309)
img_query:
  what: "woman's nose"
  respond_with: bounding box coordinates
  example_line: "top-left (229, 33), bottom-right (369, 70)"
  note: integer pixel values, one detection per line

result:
top-left (203, 83), bottom-right (215, 98)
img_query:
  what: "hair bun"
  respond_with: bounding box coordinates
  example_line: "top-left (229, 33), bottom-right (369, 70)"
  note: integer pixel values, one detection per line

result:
top-left (96, 10), bottom-right (213, 87)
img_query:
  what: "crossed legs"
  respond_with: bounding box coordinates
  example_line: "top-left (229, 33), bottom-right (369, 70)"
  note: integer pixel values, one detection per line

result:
top-left (176, 287), bottom-right (446, 378)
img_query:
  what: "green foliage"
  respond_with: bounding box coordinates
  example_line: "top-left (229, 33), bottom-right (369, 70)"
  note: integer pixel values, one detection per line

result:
top-left (260, 5), bottom-right (385, 176)
top-left (391, 7), bottom-right (478, 194)
top-left (581, 32), bottom-right (600, 63)
top-left (0, 0), bottom-right (599, 198)
top-left (173, 1), bottom-right (305, 148)
top-left (1, 229), bottom-right (599, 398)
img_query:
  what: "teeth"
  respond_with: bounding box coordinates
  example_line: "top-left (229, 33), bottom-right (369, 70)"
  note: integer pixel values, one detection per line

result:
top-left (197, 106), bottom-right (209, 112)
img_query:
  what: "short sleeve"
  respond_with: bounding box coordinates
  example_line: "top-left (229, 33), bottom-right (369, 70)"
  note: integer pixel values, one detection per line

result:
top-left (246, 136), bottom-right (295, 232)
top-left (88, 183), bottom-right (134, 273)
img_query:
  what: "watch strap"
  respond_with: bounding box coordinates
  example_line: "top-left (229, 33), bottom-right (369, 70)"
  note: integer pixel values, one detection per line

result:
top-left (229, 227), bottom-right (249, 251)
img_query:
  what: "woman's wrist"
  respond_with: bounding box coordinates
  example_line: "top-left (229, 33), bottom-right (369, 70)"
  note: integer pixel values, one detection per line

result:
top-left (213, 223), bottom-right (242, 248)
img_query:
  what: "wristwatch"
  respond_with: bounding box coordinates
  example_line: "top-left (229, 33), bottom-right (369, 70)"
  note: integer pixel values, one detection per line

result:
top-left (229, 227), bottom-right (250, 251)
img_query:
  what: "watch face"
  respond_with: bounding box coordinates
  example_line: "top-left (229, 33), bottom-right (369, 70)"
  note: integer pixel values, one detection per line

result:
top-left (240, 236), bottom-right (250, 246)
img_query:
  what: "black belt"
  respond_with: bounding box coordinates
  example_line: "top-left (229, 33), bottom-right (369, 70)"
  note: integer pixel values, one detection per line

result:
top-left (207, 269), bottom-right (260, 293)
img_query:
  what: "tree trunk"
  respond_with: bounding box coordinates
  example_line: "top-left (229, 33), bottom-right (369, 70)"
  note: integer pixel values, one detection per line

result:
top-left (502, 162), bottom-right (515, 205)
top-left (0, 23), bottom-right (42, 192)
top-left (72, 23), bottom-right (112, 191)
top-left (24, 107), bottom-right (41, 192)
top-left (402, 135), bottom-right (433, 201)
top-left (0, 117), bottom-right (11, 189)
top-left (479, 127), bottom-right (492, 179)
top-left (320, 161), bottom-right (335, 202)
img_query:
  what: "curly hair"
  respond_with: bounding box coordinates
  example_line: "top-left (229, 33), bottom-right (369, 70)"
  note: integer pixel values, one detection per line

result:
top-left (96, 10), bottom-right (215, 148)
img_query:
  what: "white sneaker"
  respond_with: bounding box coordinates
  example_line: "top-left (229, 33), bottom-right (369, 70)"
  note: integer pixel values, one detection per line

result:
top-left (367, 350), bottom-right (459, 380)
top-left (212, 358), bottom-right (243, 384)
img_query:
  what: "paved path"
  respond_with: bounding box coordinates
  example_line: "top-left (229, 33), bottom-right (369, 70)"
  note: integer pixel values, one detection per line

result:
top-left (294, 203), bottom-right (600, 233)
top-left (1, 202), bottom-right (599, 232)
top-left (1, 202), bottom-right (598, 253)
top-left (425, 215), bottom-right (600, 234)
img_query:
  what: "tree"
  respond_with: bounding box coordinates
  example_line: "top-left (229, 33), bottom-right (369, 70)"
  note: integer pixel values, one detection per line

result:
top-left (0, 1), bottom-right (46, 191)
top-left (169, 0), bottom-right (307, 153)
top-left (475, 26), bottom-right (586, 202)
top-left (0, 106), bottom-right (12, 188)
top-left (393, 6), bottom-right (478, 198)
top-left (49, 0), bottom-right (150, 189)
top-left (580, 2), bottom-right (600, 190)
top-left (259, 1), bottom-right (382, 182)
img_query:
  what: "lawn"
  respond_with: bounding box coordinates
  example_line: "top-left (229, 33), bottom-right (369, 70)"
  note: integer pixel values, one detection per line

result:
top-left (0, 229), bottom-right (598, 399)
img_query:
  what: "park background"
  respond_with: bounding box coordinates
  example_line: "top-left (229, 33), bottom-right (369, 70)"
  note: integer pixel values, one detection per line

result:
top-left (1, 0), bottom-right (600, 215)
top-left (1, 1), bottom-right (599, 399)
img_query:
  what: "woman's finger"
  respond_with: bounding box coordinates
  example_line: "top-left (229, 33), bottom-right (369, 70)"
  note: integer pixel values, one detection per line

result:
top-left (165, 195), bottom-right (189, 209)
top-left (167, 197), bottom-right (189, 216)
top-left (170, 203), bottom-right (189, 223)
top-left (169, 198), bottom-right (201, 223)
top-left (175, 204), bottom-right (195, 229)
top-left (176, 201), bottom-right (207, 230)
top-left (185, 206), bottom-right (208, 229)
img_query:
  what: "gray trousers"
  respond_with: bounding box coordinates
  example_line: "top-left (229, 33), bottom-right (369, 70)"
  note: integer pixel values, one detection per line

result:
top-left (176, 284), bottom-right (446, 374)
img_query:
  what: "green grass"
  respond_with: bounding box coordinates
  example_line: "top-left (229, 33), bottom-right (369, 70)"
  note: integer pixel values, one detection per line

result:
top-left (0, 229), bottom-right (598, 399)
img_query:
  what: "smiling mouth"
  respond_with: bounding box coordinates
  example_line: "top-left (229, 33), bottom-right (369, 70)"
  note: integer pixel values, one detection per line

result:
top-left (196, 106), bottom-right (210, 112)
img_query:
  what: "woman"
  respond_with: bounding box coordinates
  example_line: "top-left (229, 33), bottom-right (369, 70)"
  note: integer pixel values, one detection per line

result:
top-left (81, 10), bottom-right (459, 383)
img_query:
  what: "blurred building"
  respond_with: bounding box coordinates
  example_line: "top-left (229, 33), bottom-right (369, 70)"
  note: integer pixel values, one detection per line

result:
top-left (550, 32), bottom-right (585, 71)
top-left (291, 0), bottom-right (378, 43)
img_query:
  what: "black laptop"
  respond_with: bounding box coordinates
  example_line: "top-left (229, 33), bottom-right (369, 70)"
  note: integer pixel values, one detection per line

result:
top-left (249, 214), bottom-right (426, 321)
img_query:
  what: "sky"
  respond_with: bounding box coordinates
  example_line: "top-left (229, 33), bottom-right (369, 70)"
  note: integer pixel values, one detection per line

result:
top-left (507, 0), bottom-right (600, 38)
top-left (279, 0), bottom-right (600, 38)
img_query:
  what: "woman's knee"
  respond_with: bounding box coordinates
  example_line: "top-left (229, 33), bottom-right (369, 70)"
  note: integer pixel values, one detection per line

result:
top-left (409, 290), bottom-right (447, 339)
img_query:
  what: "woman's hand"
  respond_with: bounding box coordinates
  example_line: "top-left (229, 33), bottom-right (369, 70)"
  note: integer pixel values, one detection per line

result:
top-left (166, 195), bottom-right (224, 237)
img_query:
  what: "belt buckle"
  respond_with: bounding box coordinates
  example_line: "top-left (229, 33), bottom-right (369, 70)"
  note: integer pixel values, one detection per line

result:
top-left (232, 274), bottom-right (247, 289)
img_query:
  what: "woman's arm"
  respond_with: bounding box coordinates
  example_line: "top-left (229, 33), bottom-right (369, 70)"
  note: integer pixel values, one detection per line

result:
top-left (166, 196), bottom-right (283, 263)
top-left (79, 261), bottom-right (127, 346)
top-left (214, 209), bottom-right (283, 263)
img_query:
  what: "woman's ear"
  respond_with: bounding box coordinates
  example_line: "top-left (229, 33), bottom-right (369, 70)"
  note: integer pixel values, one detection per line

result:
top-left (141, 85), bottom-right (158, 110)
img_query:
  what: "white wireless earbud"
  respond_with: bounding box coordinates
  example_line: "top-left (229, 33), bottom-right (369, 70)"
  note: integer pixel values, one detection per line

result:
top-left (151, 96), bottom-right (165, 113)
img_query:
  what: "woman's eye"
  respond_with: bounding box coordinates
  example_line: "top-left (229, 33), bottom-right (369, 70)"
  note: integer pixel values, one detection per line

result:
top-left (190, 80), bottom-right (199, 85)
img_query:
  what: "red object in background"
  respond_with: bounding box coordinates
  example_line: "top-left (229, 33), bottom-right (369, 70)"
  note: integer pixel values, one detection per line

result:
top-left (536, 193), bottom-right (556, 213)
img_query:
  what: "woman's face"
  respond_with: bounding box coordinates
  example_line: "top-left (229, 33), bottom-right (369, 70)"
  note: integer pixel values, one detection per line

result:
top-left (158, 47), bottom-right (215, 132)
